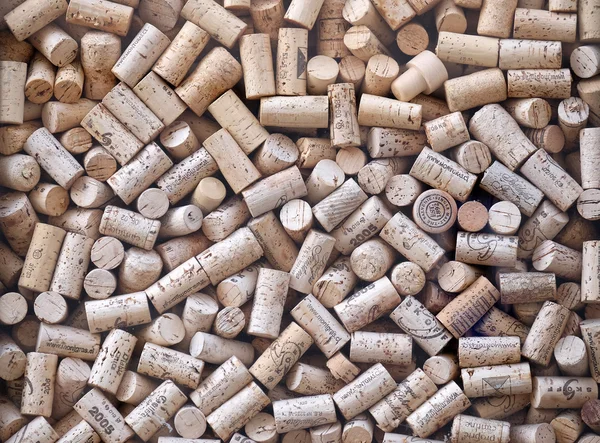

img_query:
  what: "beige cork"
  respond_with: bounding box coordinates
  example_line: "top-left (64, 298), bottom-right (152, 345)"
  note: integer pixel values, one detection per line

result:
top-left (525, 125), bottom-right (566, 155)
top-left (181, 0), bottom-right (247, 48)
top-left (284, 0), bottom-right (325, 30)
top-left (21, 352), bottom-right (57, 416)
top-left (206, 382), bottom-right (271, 441)
top-left (133, 72), bottom-right (186, 126)
top-left (66, 0), bottom-right (133, 36)
top-left (582, 241), bottom-right (600, 303)
top-left (0, 292), bottom-right (27, 326)
top-left (451, 415), bottom-right (511, 443)
top-left (36, 323), bottom-right (101, 360)
top-left (550, 411), bottom-right (585, 443)
top-left (342, 0), bottom-right (395, 46)
top-left (436, 32), bottom-right (499, 68)
top-left (25, 53), bottom-right (55, 104)
top-left (273, 395), bottom-right (336, 433)
top-left (498, 39), bottom-right (562, 70)
top-left (396, 22), bottom-right (429, 56)
top-left (88, 328), bottom-right (136, 394)
top-left (286, 362), bottom-right (346, 395)
top-left (488, 201), bottom-right (522, 235)
top-left (55, 420), bottom-right (101, 443)
top-left (559, 97), bottom-right (590, 151)
top-left (344, 26), bottom-right (391, 63)
top-left (49, 232), bottom-right (94, 300)
top-left (51, 357), bottom-right (91, 420)
top-left (507, 69), bottom-right (572, 99)
top-left (549, 0), bottom-right (578, 10)
top-left (260, 96), bottom-right (329, 129)
top-left (117, 248), bottom-right (163, 293)
top-left (135, 313), bottom-right (185, 349)
top-left (0, 62), bottom-right (26, 124)
top-left (243, 167), bottom-right (308, 218)
top-left (521, 301), bottom-right (570, 366)
top-left (136, 189), bottom-right (170, 219)
top-left (116, 371), bottom-right (159, 405)
top-left (532, 377), bottom-right (598, 408)
top-left (327, 352), bottom-right (361, 384)
top-left (313, 257), bottom-right (358, 308)
top-left (0, 28), bottom-right (34, 61)
top-left (424, 112), bottom-right (470, 153)
top-left (80, 31), bottom-right (121, 100)
top-left (178, 293), bottom-right (218, 350)
top-left (305, 159), bottom-right (344, 205)
top-left (0, 332), bottom-right (26, 381)
top-left (316, 0), bottom-right (350, 58)
top-left (391, 51), bottom-right (448, 103)
top-left (0, 121), bottom-right (41, 156)
top-left (59, 127), bottom-right (92, 154)
top-left (477, 0), bottom-right (517, 38)
top-left (5, 0), bottom-right (67, 41)
top-left (437, 261), bottom-right (483, 294)
top-left (216, 262), bottom-right (261, 308)
top-left (54, 60), bottom-right (84, 103)
top-left (159, 120), bottom-right (200, 161)
top-left (99, 206), bottom-right (160, 250)
top-left (5, 416), bottom-right (59, 443)
top-left (0, 243), bottom-right (23, 289)
top-left (214, 307), bottom-right (245, 339)
top-left (289, 230), bottom-right (335, 293)
top-left (279, 199), bottom-right (314, 244)
top-left (202, 196), bottom-right (250, 242)
top-left (315, 179), bottom-right (369, 230)
top-left (499, 272), bottom-right (556, 305)
top-left (369, 0), bottom-right (414, 30)
top-left (74, 388), bottom-right (134, 443)
top-left (70, 176), bottom-right (114, 209)
top-left (42, 98), bottom-right (97, 133)
top-left (349, 331), bottom-right (412, 365)
top-left (384, 174), bottom-right (423, 207)
top-left (328, 83), bottom-right (361, 148)
top-left (334, 276), bottom-right (400, 332)
top-left (580, 319), bottom-right (600, 382)
top-left (513, 8), bottom-right (576, 42)
top-left (389, 261), bottom-right (426, 296)
top-left (28, 23), bottom-right (77, 68)
top-left (191, 177), bottom-right (226, 215)
top-left (158, 205), bottom-right (203, 239)
top-left (246, 268), bottom-right (289, 339)
top-left (503, 98), bottom-right (552, 129)
top-left (338, 55), bottom-right (366, 90)
top-left (434, 0), bottom-right (467, 33)
top-left (250, 0), bottom-right (285, 43)
top-left (474, 307), bottom-right (530, 344)
top-left (0, 192), bottom-right (39, 256)
top-left (579, 0), bottom-right (600, 42)
top-left (307, 56), bottom-right (339, 95)
top-left (350, 238), bottom-right (396, 281)
top-left (0, 395), bottom-right (27, 441)
top-left (82, 147), bottom-right (117, 182)
top-left (138, 342), bottom-right (204, 389)
top-left (444, 68), bottom-right (507, 113)
top-left (360, 56), bottom-right (399, 98)
top-left (155, 231), bottom-right (211, 273)
top-left (580, 128), bottom-right (600, 189)
top-left (0, 153), bottom-right (40, 192)
top-left (456, 231), bottom-right (518, 268)
top-left (358, 157), bottom-right (412, 195)
top-left (275, 28), bottom-right (308, 96)
top-left (554, 335), bottom-right (589, 376)
top-left (248, 212), bottom-right (299, 272)
top-left (253, 134), bottom-right (299, 176)
top-left (458, 336), bottom-right (521, 368)
top-left (174, 404), bottom-right (207, 439)
top-left (407, 0), bottom-right (443, 14)
top-left (532, 240), bottom-right (582, 281)
top-left (570, 45), bottom-right (600, 79)
top-left (456, 202), bottom-right (488, 233)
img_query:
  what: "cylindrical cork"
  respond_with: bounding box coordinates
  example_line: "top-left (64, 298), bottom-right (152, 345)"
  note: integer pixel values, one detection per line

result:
top-left (524, 125), bottom-right (565, 155)
top-left (124, 380), bottom-right (187, 441)
top-left (159, 121), bottom-right (200, 162)
top-left (135, 313), bottom-right (185, 348)
top-left (158, 205), bottom-right (203, 239)
top-left (316, 0), bottom-right (350, 58)
top-left (117, 247), bottom-right (163, 294)
top-left (0, 192), bottom-right (40, 257)
top-left (273, 395), bottom-right (337, 433)
top-left (0, 396), bottom-right (27, 442)
top-left (82, 267), bottom-right (116, 299)
top-left (49, 232), bottom-right (94, 300)
top-left (444, 68), bottom-right (507, 113)
top-left (461, 363), bottom-right (531, 398)
top-left (90, 236), bottom-right (124, 271)
top-left (25, 53), bottom-right (55, 104)
top-left (155, 233), bottom-right (211, 275)
top-left (436, 32), bottom-right (499, 67)
top-left (279, 199), bottom-right (314, 244)
top-left (531, 377), bottom-right (598, 408)
top-left (21, 352), bottom-right (58, 416)
top-left (0, 293), bottom-right (27, 326)
top-left (190, 332), bottom-right (254, 368)
top-left (283, 0), bottom-right (324, 29)
top-left (81, 147), bottom-right (117, 182)
top-left (59, 127), bottom-right (92, 155)
top-left (54, 60), bottom-right (84, 103)
top-left (4, 0), bottom-right (67, 41)
top-left (581, 128), bottom-right (600, 189)
top-left (248, 212), bottom-right (298, 273)
top-left (313, 257), bottom-right (357, 309)
top-left (116, 371), bottom-right (159, 405)
top-left (206, 382), bottom-right (271, 441)
top-left (239, 33), bottom-right (276, 100)
top-left (437, 261), bottom-right (483, 294)
top-left (152, 21), bottom-right (209, 87)
top-left (503, 98), bottom-right (552, 129)
top-left (51, 358), bottom-right (90, 420)
top-left (498, 39), bottom-right (562, 70)
top-left (288, 230), bottom-right (336, 294)
top-left (286, 362), bottom-right (345, 395)
top-left (507, 69), bottom-right (572, 99)
top-left (307, 56), bottom-right (339, 95)
top-left (350, 238), bottom-right (396, 281)
top-left (74, 388), bottom-right (134, 443)
top-left (55, 420), bottom-right (101, 443)
top-left (423, 112), bottom-right (470, 153)
top-left (138, 342), bottom-right (205, 389)
top-left (80, 31), bottom-right (121, 100)
top-left (260, 96), bottom-right (329, 128)
top-left (0, 154), bottom-right (41, 192)
top-left (471, 394), bottom-right (530, 421)
top-left (384, 175), bottom-right (422, 207)
top-left (36, 323), bottom-right (100, 361)
top-left (314, 178), bottom-right (369, 231)
top-left (512, 8), bottom-right (576, 42)
top-left (499, 272), bottom-right (556, 304)
top-left (27, 23), bottom-right (77, 67)
top-left (367, 127), bottom-right (426, 159)
top-left (422, 354), bottom-right (459, 385)
top-left (396, 22), bottom-right (429, 56)
top-left (357, 93), bottom-right (421, 130)
top-left (247, 268), bottom-right (289, 339)
top-left (334, 276), bottom-right (400, 333)
top-left (191, 177), bottom-right (226, 216)
top-left (476, 0), bottom-right (517, 37)
top-left (86, 292), bottom-right (150, 332)
top-left (242, 167), bottom-right (307, 218)
top-left (111, 23), bottom-right (170, 88)
top-left (579, 0), bottom-right (600, 42)
top-left (305, 159), bottom-right (344, 206)
top-left (214, 307), bottom-right (245, 339)
top-left (133, 72), bottom-right (187, 126)
top-left (42, 98), bottom-right (97, 133)
top-left (5, 416), bottom-right (59, 443)
top-left (521, 301), bottom-right (570, 366)
top-left (275, 28), bottom-right (308, 96)
top-left (342, 0), bottom-right (395, 46)
top-left (88, 328), bottom-right (136, 395)
top-left (66, 0), bottom-right (133, 36)
top-left (190, 356), bottom-right (252, 416)
top-left (333, 363), bottom-right (396, 420)
top-left (456, 232), bottom-right (518, 268)
top-left (249, 0), bottom-right (284, 42)
top-left (99, 206), bottom-right (161, 250)
top-left (174, 404), bottom-right (207, 439)
top-left (582, 241), bottom-right (600, 303)
top-left (180, 0), bottom-right (247, 48)
top-left (0, 62), bottom-right (27, 124)
top-left (554, 335), bottom-right (589, 376)
top-left (18, 222), bottom-right (65, 292)
top-left (176, 293), bottom-right (217, 351)
top-left (390, 262), bottom-right (426, 296)
top-left (558, 97), bottom-right (590, 151)
top-left (249, 322), bottom-right (313, 389)
top-left (344, 25), bottom-right (391, 62)
top-left (473, 307), bottom-right (530, 344)
top-left (349, 331), bottom-right (412, 365)
top-left (0, 243), bottom-right (23, 289)
top-left (338, 55), bottom-right (366, 91)
top-left (451, 415), bottom-right (511, 443)
top-left (328, 83), bottom-right (361, 148)
top-left (0, 121), bottom-right (41, 156)
top-left (411, 189), bottom-right (458, 235)
top-left (458, 337), bottom-right (521, 368)
top-left (201, 195), bottom-right (250, 243)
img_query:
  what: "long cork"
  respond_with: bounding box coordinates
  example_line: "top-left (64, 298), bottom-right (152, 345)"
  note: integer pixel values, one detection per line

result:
top-left (0, 62), bottom-right (25, 124)
top-left (247, 268), bottom-right (289, 339)
top-left (239, 33), bottom-right (276, 100)
top-left (248, 212), bottom-right (298, 273)
top-left (513, 8), bottom-right (576, 42)
top-left (74, 388), bottom-right (134, 443)
top-left (507, 69), bottom-right (572, 99)
top-left (531, 377), bottom-right (598, 408)
top-left (286, 362), bottom-right (346, 395)
top-left (25, 52), bottom-right (55, 104)
top-left (0, 121), bottom-right (41, 156)
top-left (499, 272), bottom-right (556, 304)
top-left (0, 396), bottom-right (27, 442)
top-left (55, 420), bottom-right (101, 443)
top-left (36, 323), bottom-right (100, 361)
top-left (5, 0), bottom-right (68, 41)
top-left (54, 60), bottom-right (84, 103)
top-left (461, 362), bottom-right (532, 398)
top-left (313, 257), bottom-right (358, 309)
top-left (70, 174), bottom-right (114, 208)
top-left (242, 167), bottom-right (307, 218)
top-left (28, 23), bottom-right (78, 68)
top-left (451, 415), bottom-right (511, 443)
top-left (99, 206), bottom-right (160, 250)
top-left (328, 83), bottom-right (361, 148)
top-left (582, 241), bottom-right (600, 303)
top-left (190, 332), bottom-right (254, 367)
top-left (66, 0), bottom-right (133, 36)
top-left (181, 0), bottom-right (247, 48)
top-left (116, 370), bottom-right (159, 406)
top-left (177, 293), bottom-right (218, 351)
top-left (133, 72), bottom-right (186, 126)
top-left (138, 342), bottom-right (204, 389)
top-left (51, 358), bottom-right (90, 420)
top-left (21, 352), bottom-right (57, 416)
top-left (5, 416), bottom-right (59, 443)
top-left (249, 0), bottom-right (285, 43)
top-left (273, 395), bottom-right (337, 433)
top-left (498, 39), bottom-right (562, 70)
top-left (49, 232), bottom-right (94, 300)
top-left (444, 68), bottom-right (507, 113)
top-left (201, 195), bottom-right (250, 243)
top-left (88, 328), bottom-right (136, 395)
top-left (521, 301), bottom-right (570, 366)
top-left (42, 98), bottom-right (97, 133)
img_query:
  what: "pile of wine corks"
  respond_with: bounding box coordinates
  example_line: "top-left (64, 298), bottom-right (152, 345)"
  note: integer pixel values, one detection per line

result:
top-left (1, 0), bottom-right (600, 442)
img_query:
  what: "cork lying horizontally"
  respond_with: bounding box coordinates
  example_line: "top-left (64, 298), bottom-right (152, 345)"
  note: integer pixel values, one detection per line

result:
top-left (0, 0), bottom-right (599, 442)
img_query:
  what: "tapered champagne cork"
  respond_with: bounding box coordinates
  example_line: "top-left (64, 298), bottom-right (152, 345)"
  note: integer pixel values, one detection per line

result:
top-left (180, 0), bottom-right (247, 48)
top-left (582, 241), bottom-right (600, 303)
top-left (0, 192), bottom-right (39, 256)
top-left (531, 377), bottom-right (598, 408)
top-left (499, 272), bottom-right (556, 304)
top-left (342, 0), bottom-right (395, 46)
top-left (206, 382), bottom-right (271, 441)
top-left (554, 335), bottom-right (589, 376)
top-left (158, 205), bottom-right (202, 239)
top-left (275, 28), bottom-right (308, 96)
top-left (18, 222), bottom-right (65, 292)
top-left (82, 147), bottom-right (116, 182)
top-left (28, 23), bottom-right (78, 68)
top-left (54, 60), bottom-right (84, 103)
top-left (350, 238), bottom-right (396, 281)
top-left (498, 39), bottom-right (562, 70)
top-left (36, 323), bottom-right (101, 360)
top-left (116, 371), bottom-right (159, 405)
top-left (66, 0), bottom-right (133, 36)
top-left (55, 420), bottom-right (101, 443)
top-left (5, 416), bottom-right (59, 443)
top-left (0, 62), bottom-right (27, 124)
top-left (74, 388), bottom-right (134, 443)
top-left (391, 51), bottom-right (447, 103)
top-left (260, 96), bottom-right (329, 128)
top-left (344, 26), bottom-right (391, 62)
top-left (133, 72), bottom-right (186, 126)
top-left (507, 69), bottom-right (572, 99)
top-left (0, 154), bottom-right (40, 192)
top-left (247, 212), bottom-right (299, 272)
top-left (239, 33), bottom-right (276, 100)
top-left (249, 322), bottom-right (313, 389)
top-left (488, 199), bottom-right (522, 233)
top-left (0, 332), bottom-right (26, 380)
top-left (273, 395), bottom-right (337, 433)
top-left (59, 128), bottom-right (92, 155)
top-left (79, 31), bottom-right (121, 100)
top-left (51, 358), bottom-right (91, 420)
top-left (476, 0), bottom-right (517, 37)
top-left (42, 98), bottom-right (97, 133)
top-left (4, 0), bottom-right (67, 41)
top-left (513, 8), bottom-right (576, 42)
top-left (246, 268), bottom-right (289, 339)
top-left (117, 247), bottom-right (163, 293)
top-left (521, 301), bottom-right (570, 366)
top-left (0, 395), bottom-right (27, 441)
top-left (451, 415), bottom-right (511, 443)
top-left (88, 328), bottom-right (136, 394)
top-left (249, 0), bottom-right (285, 42)
top-left (444, 68), bottom-right (507, 113)
top-left (0, 121), bottom-right (41, 156)
top-left (25, 52), bottom-right (55, 104)
top-left (138, 342), bottom-right (205, 389)
top-left (307, 56), bottom-right (339, 95)
top-left (21, 352), bottom-right (57, 416)
top-left (459, 336), bottom-right (522, 369)
top-left (99, 206), bottom-right (160, 250)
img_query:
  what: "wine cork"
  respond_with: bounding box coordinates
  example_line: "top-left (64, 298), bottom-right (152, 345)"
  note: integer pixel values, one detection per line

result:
top-left (313, 257), bottom-right (358, 308)
top-left (549, 0), bottom-right (578, 10)
top-left (70, 176), bottom-right (114, 209)
top-left (155, 232), bottom-right (212, 274)
top-left (554, 335), bottom-right (588, 376)
top-left (383, 175), bottom-right (422, 207)
top-left (239, 33), bottom-right (276, 100)
top-left (5, 416), bottom-right (59, 443)
top-left (81, 103), bottom-right (144, 166)
top-left (458, 336), bottom-right (521, 368)
top-left (138, 342), bottom-right (205, 389)
top-left (405, 381), bottom-right (471, 438)
top-left (391, 51), bottom-right (448, 103)
top-left (0, 153), bottom-right (40, 192)
top-left (133, 72), bottom-right (186, 126)
top-left (369, 0), bottom-right (414, 30)
top-left (307, 56), bottom-right (339, 95)
top-left (315, 179), bottom-right (369, 231)
top-left (173, 404), bottom-right (207, 439)
top-left (246, 268), bottom-right (289, 339)
top-left (117, 247), bottom-right (163, 293)
top-left (202, 196), bottom-right (250, 243)
top-left (249, 322), bottom-right (313, 389)
top-left (56, 420), bottom-right (101, 443)
top-left (66, 0), bottom-right (133, 36)
top-left (90, 237), bottom-right (124, 273)
top-left (367, 127), bottom-right (426, 160)
top-left (0, 62), bottom-right (27, 124)
top-left (289, 230), bottom-right (335, 293)
top-left (214, 307), bottom-right (245, 339)
top-left (0, 395), bottom-right (27, 441)
top-left (461, 362), bottom-right (532, 399)
top-left (579, 320), bottom-right (600, 383)
top-left (521, 301), bottom-right (570, 366)
top-left (434, 0), bottom-right (467, 33)
top-left (99, 206), bottom-right (160, 250)
top-left (116, 371), bottom-right (159, 406)
top-left (59, 127), bottom-right (93, 154)
top-left (581, 401), bottom-right (600, 436)
top-left (79, 31), bottom-right (121, 100)
top-left (344, 26), bottom-right (391, 62)
top-left (83, 147), bottom-right (117, 182)
top-left (0, 192), bottom-right (40, 257)
top-left (206, 382), bottom-right (271, 441)
top-left (437, 276), bottom-right (501, 338)
top-left (380, 211), bottom-right (445, 272)
top-left (471, 394), bottom-right (531, 421)
top-left (582, 241), bottom-right (600, 303)
top-left (178, 293), bottom-right (218, 350)
top-left (488, 201), bottom-right (522, 235)
top-left (252, 135), bottom-right (299, 177)
top-left (395, 22), bottom-right (428, 56)
top-left (0, 121), bottom-right (41, 156)
top-left (159, 121), bottom-right (200, 162)
top-left (334, 276), bottom-right (400, 333)
top-left (350, 238), bottom-right (396, 281)
top-left (42, 98), bottom-right (97, 133)
top-left (410, 189), bottom-right (457, 235)
top-left (498, 39), bottom-right (562, 70)
top-left (158, 205), bottom-right (203, 239)
top-left (328, 83), bottom-right (361, 149)
top-left (342, 0), bottom-right (395, 46)
top-left (0, 243), bottom-right (23, 290)
top-left (286, 362), bottom-right (346, 395)
top-left (0, 332), bottom-right (26, 380)
top-left (580, 128), bottom-right (600, 190)
top-left (74, 388), bottom-right (134, 443)
top-left (579, 0), bottom-right (600, 42)
top-left (25, 52), bottom-right (55, 104)
top-left (326, 353), bottom-right (360, 385)
top-left (337, 56), bottom-right (366, 91)
top-left (0, 292), bottom-right (27, 327)
top-left (28, 23), bottom-right (78, 68)
top-left (33, 291), bottom-right (68, 324)
top-left (451, 415), bottom-right (511, 443)
top-left (249, 0), bottom-right (285, 42)
top-left (273, 28), bottom-right (309, 96)
top-left (456, 232), bottom-right (518, 268)
top-left (36, 323), bottom-right (100, 361)
top-left (349, 331), bottom-right (412, 366)
top-left (532, 240), bottom-right (582, 281)
top-left (498, 272), bottom-right (556, 305)
top-left (423, 112), bottom-right (470, 154)
top-left (260, 96), bottom-right (329, 129)
top-left (54, 409), bottom-right (84, 437)
top-left (507, 69), bottom-right (572, 99)
top-left (54, 60), bottom-right (84, 103)
top-left (531, 376), bottom-right (598, 408)
top-left (21, 352), bottom-right (58, 416)
top-left (190, 331), bottom-right (255, 367)
top-left (135, 313), bottom-right (185, 349)
top-left (356, 94), bottom-right (421, 130)
top-left (4, 0), bottom-right (67, 41)
top-left (558, 97), bottom-right (589, 151)
top-left (513, 8), bottom-right (576, 42)
top-left (28, 184), bottom-right (68, 219)
top-left (474, 307), bottom-right (530, 344)
top-left (282, 0), bottom-right (323, 30)
top-left (247, 212), bottom-right (299, 272)
top-left (191, 178), bottom-right (226, 216)
top-left (437, 261), bottom-right (483, 294)
top-left (444, 68), bottom-right (507, 113)
top-left (124, 380), bottom-right (187, 442)
top-left (554, 282), bottom-right (582, 311)
top-left (111, 23), bottom-right (170, 88)
top-left (304, 160), bottom-right (345, 205)
top-left (524, 125), bottom-right (565, 154)
top-left (242, 167), bottom-right (307, 218)
top-left (503, 98), bottom-right (552, 129)
top-left (273, 395), bottom-right (337, 433)
top-left (279, 199), bottom-right (314, 244)
top-left (180, 0), bottom-right (247, 48)
top-left (88, 328), bottom-right (136, 394)
top-left (51, 357), bottom-right (91, 420)
top-left (475, 0), bottom-right (517, 37)
top-left (389, 262), bottom-right (426, 296)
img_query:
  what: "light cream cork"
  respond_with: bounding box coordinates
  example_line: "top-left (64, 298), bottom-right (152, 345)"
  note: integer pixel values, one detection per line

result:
top-left (54, 60), bottom-right (84, 103)
top-left (70, 176), bottom-right (114, 209)
top-left (117, 247), bottom-right (163, 294)
top-left (275, 28), bottom-right (308, 96)
top-left (99, 206), bottom-right (161, 250)
top-left (0, 192), bottom-right (40, 256)
top-left (242, 167), bottom-right (307, 218)
top-left (444, 68), bottom-right (507, 112)
top-left (273, 395), bottom-right (337, 433)
top-left (313, 257), bottom-right (358, 308)
top-left (248, 211), bottom-right (299, 272)
top-left (286, 362), bottom-right (345, 395)
top-left (531, 376), bottom-right (598, 409)
top-left (202, 195), bottom-right (250, 242)
top-left (19, 222), bottom-right (66, 292)
top-left (5, 0), bottom-right (68, 41)
top-left (289, 229), bottom-right (336, 294)
top-left (21, 352), bottom-right (58, 416)
top-left (133, 72), bottom-right (187, 126)
top-left (451, 415), bottom-right (511, 443)
top-left (28, 23), bottom-right (78, 68)
top-left (247, 268), bottom-right (289, 339)
top-left (513, 8), bottom-right (576, 42)
top-left (344, 25), bottom-right (391, 62)
top-left (66, 0), bottom-right (133, 36)
top-left (316, 0), bottom-right (351, 58)
top-left (522, 301), bottom-right (570, 366)
top-left (55, 420), bottom-right (101, 443)
top-left (582, 241), bottom-right (600, 303)
top-left (51, 357), bottom-right (90, 420)
top-left (5, 416), bottom-right (59, 443)
top-left (42, 98), bottom-right (97, 133)
top-left (579, 0), bottom-right (600, 42)
top-left (499, 39), bottom-right (562, 70)
top-left (74, 388), bottom-right (134, 443)
top-left (138, 342), bottom-right (204, 389)
top-left (507, 69), bottom-right (572, 99)
top-left (328, 83), bottom-right (361, 148)
top-left (82, 147), bottom-right (117, 183)
top-left (36, 323), bottom-right (101, 360)
top-left (0, 154), bottom-right (40, 192)
top-left (284, 0), bottom-right (325, 30)
top-left (260, 96), bottom-right (329, 129)
top-left (250, 0), bottom-right (285, 43)
top-left (25, 52), bottom-right (55, 105)
top-left (239, 33), bottom-right (276, 100)
top-left (59, 127), bottom-right (92, 154)
top-left (49, 232), bottom-right (94, 300)
top-left (181, 0), bottom-right (247, 48)
top-left (458, 336), bottom-right (521, 368)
